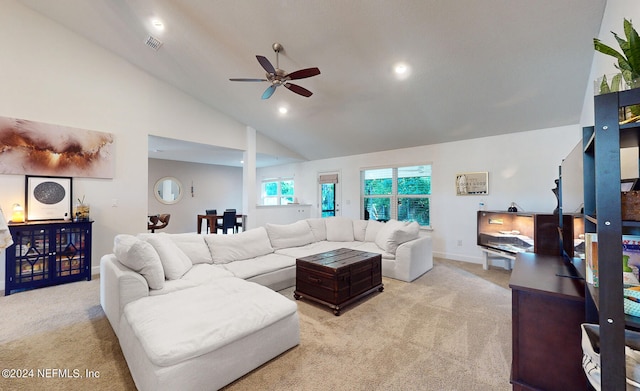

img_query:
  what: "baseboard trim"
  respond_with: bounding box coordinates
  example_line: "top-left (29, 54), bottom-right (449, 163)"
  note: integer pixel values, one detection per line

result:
top-left (434, 251), bottom-right (512, 270)
top-left (433, 251), bottom-right (483, 264)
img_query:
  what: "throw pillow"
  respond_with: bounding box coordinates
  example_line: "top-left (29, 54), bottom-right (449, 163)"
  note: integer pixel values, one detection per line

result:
top-left (306, 218), bottom-right (327, 241)
top-left (364, 220), bottom-right (385, 242)
top-left (265, 220), bottom-right (315, 249)
top-left (113, 234), bottom-right (165, 289)
top-left (168, 233), bottom-right (213, 264)
top-left (375, 220), bottom-right (420, 254)
top-left (352, 220), bottom-right (368, 242)
top-left (145, 234), bottom-right (193, 280)
top-left (325, 217), bottom-right (354, 241)
top-left (205, 226), bottom-right (274, 264)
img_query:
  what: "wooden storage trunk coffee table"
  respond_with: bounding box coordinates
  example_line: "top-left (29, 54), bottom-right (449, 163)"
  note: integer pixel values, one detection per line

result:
top-left (294, 248), bottom-right (383, 316)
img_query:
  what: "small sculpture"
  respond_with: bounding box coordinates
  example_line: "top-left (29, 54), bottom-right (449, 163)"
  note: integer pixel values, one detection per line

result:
top-left (552, 179), bottom-right (560, 214)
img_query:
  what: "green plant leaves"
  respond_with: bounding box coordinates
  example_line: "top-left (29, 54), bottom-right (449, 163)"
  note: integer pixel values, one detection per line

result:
top-left (612, 73), bottom-right (624, 91)
top-left (594, 19), bottom-right (640, 84)
top-left (599, 74), bottom-right (611, 94)
top-left (623, 18), bottom-right (640, 77)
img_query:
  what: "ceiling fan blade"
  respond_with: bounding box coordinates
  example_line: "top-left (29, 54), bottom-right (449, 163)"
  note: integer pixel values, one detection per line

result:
top-left (256, 55), bottom-right (275, 74)
top-left (284, 83), bottom-right (313, 97)
top-left (285, 67), bottom-right (321, 80)
top-left (262, 85), bottom-right (277, 100)
top-left (229, 78), bottom-right (268, 82)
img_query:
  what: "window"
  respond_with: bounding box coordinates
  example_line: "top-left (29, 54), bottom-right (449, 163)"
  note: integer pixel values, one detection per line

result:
top-left (262, 178), bottom-right (295, 205)
top-left (362, 165), bottom-right (431, 226)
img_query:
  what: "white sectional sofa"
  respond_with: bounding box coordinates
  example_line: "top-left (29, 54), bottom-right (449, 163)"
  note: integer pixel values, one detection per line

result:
top-left (100, 217), bottom-right (432, 391)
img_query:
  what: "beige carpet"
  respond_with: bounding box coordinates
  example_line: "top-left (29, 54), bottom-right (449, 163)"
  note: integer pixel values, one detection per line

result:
top-left (0, 259), bottom-right (512, 391)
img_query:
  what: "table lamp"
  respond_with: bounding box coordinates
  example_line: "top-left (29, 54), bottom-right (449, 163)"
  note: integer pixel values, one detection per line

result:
top-left (11, 203), bottom-right (25, 223)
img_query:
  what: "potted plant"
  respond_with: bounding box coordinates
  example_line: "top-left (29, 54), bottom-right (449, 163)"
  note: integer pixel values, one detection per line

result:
top-left (74, 196), bottom-right (90, 222)
top-left (594, 19), bottom-right (640, 103)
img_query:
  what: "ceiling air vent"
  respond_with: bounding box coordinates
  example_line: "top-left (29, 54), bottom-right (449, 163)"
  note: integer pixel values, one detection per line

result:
top-left (145, 35), bottom-right (163, 51)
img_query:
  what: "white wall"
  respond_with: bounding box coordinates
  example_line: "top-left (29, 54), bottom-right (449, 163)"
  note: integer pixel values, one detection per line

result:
top-left (148, 159), bottom-right (243, 234)
top-left (253, 205), bottom-right (312, 227)
top-left (0, 1), bottom-right (251, 284)
top-left (258, 125), bottom-right (582, 265)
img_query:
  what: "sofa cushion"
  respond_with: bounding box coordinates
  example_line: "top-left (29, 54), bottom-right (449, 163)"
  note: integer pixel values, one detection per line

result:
top-left (145, 234), bottom-right (193, 280)
top-left (365, 220), bottom-right (385, 242)
top-left (168, 233), bottom-right (212, 265)
top-left (113, 234), bottom-right (165, 290)
top-left (352, 241), bottom-right (395, 259)
top-left (265, 220), bottom-right (315, 249)
top-left (306, 218), bottom-right (327, 241)
top-left (222, 253), bottom-right (295, 280)
top-left (375, 220), bottom-right (420, 254)
top-left (325, 217), bottom-right (354, 241)
top-left (205, 227), bottom-right (274, 264)
top-left (148, 279), bottom-right (198, 296)
top-left (181, 264), bottom-right (235, 285)
top-left (353, 220), bottom-right (368, 242)
top-left (122, 278), bottom-right (298, 367)
top-left (274, 241), bottom-right (350, 259)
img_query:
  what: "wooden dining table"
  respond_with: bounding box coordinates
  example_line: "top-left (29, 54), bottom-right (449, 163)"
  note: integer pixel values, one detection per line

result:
top-left (197, 214), bottom-right (245, 234)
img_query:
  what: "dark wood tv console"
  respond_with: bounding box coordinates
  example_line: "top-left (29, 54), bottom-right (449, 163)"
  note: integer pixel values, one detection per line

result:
top-left (509, 253), bottom-right (587, 391)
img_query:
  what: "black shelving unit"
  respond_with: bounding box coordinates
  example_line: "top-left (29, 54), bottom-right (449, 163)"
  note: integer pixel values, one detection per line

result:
top-left (584, 87), bottom-right (640, 390)
top-left (5, 220), bottom-right (93, 295)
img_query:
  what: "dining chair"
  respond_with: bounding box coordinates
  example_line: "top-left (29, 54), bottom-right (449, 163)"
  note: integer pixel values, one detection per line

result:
top-left (205, 209), bottom-right (217, 233)
top-left (223, 209), bottom-right (242, 233)
top-left (216, 211), bottom-right (237, 234)
top-left (234, 219), bottom-right (243, 233)
top-left (148, 214), bottom-right (170, 233)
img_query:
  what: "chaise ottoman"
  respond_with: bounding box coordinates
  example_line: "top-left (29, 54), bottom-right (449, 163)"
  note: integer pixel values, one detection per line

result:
top-left (117, 277), bottom-right (299, 391)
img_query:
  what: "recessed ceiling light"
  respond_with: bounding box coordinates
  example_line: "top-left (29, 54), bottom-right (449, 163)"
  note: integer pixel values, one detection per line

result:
top-left (152, 19), bottom-right (165, 30)
top-left (278, 106), bottom-right (288, 115)
top-left (393, 62), bottom-right (410, 80)
top-left (394, 63), bottom-right (407, 74)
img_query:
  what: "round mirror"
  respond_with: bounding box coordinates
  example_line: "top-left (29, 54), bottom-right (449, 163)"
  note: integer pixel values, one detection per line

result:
top-left (154, 176), bottom-right (183, 205)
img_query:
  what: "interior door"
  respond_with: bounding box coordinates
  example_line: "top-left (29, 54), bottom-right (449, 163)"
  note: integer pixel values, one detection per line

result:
top-left (319, 172), bottom-right (340, 217)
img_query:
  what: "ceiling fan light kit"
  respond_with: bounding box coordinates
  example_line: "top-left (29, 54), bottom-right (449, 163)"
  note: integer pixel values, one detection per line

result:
top-left (230, 42), bottom-right (320, 99)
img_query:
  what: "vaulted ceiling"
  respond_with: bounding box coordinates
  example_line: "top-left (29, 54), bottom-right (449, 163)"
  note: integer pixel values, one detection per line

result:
top-left (19, 0), bottom-right (606, 165)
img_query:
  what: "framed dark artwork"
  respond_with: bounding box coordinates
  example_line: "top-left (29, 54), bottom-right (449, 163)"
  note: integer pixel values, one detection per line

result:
top-left (25, 175), bottom-right (72, 221)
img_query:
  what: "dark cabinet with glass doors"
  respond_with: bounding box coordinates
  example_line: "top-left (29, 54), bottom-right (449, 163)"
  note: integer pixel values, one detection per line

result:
top-left (5, 220), bottom-right (92, 295)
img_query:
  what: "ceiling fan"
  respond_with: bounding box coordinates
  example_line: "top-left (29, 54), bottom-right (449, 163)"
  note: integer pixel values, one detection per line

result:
top-left (230, 43), bottom-right (320, 100)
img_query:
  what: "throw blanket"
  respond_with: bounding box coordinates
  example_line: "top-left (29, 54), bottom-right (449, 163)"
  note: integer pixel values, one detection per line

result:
top-left (0, 208), bottom-right (13, 250)
top-left (123, 277), bottom-right (298, 367)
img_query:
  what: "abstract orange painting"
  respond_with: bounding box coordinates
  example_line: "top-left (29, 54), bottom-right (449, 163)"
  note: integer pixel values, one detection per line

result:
top-left (0, 116), bottom-right (114, 178)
